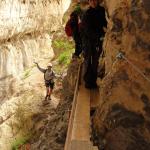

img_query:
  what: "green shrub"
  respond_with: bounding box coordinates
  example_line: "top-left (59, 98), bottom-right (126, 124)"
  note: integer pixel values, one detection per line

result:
top-left (22, 69), bottom-right (31, 79)
top-left (52, 33), bottom-right (75, 74)
top-left (53, 39), bottom-right (73, 50)
top-left (53, 39), bottom-right (74, 59)
top-left (58, 51), bottom-right (71, 65)
top-left (11, 136), bottom-right (29, 150)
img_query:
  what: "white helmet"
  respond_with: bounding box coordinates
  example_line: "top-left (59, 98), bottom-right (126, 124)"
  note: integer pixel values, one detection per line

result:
top-left (47, 62), bottom-right (52, 67)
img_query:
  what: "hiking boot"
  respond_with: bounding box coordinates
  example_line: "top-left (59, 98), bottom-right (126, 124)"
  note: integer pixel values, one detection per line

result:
top-left (45, 95), bottom-right (48, 101)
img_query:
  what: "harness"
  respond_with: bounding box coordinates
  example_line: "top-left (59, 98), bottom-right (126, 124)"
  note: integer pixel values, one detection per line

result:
top-left (44, 69), bottom-right (54, 83)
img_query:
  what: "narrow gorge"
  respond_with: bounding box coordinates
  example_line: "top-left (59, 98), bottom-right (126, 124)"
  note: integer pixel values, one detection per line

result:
top-left (0, 0), bottom-right (70, 101)
top-left (0, 0), bottom-right (150, 150)
top-left (0, 0), bottom-right (71, 149)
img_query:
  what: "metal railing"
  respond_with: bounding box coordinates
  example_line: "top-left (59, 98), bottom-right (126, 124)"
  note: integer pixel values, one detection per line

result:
top-left (64, 62), bottom-right (82, 150)
top-left (116, 52), bottom-right (150, 83)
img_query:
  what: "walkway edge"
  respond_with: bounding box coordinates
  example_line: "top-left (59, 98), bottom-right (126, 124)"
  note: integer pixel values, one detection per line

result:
top-left (64, 62), bottom-right (82, 150)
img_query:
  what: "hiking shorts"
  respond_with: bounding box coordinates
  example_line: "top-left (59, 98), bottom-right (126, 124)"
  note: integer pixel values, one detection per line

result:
top-left (45, 81), bottom-right (54, 89)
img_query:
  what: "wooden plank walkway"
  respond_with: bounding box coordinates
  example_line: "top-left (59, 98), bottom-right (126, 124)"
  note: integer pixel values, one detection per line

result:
top-left (72, 85), bottom-right (91, 141)
top-left (64, 63), bottom-right (100, 150)
top-left (90, 88), bottom-right (100, 109)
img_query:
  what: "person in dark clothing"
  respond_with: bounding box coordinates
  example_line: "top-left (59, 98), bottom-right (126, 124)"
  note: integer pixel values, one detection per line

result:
top-left (70, 9), bottom-right (82, 58)
top-left (70, 1), bottom-right (89, 58)
top-left (81, 0), bottom-right (107, 88)
top-left (66, 2), bottom-right (89, 59)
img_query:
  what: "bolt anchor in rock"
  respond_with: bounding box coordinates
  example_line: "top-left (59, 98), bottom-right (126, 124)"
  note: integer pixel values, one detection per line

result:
top-left (116, 52), bottom-right (124, 60)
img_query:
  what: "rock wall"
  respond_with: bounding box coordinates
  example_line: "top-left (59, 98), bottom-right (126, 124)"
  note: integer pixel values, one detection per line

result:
top-left (0, 0), bottom-right (71, 100)
top-left (93, 0), bottom-right (150, 150)
top-left (0, 33), bottom-right (53, 101)
top-left (0, 0), bottom-right (71, 40)
top-left (0, 33), bottom-right (53, 79)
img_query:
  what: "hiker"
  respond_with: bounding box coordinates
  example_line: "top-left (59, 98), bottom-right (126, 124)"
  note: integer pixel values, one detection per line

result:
top-left (81, 0), bottom-right (107, 88)
top-left (34, 62), bottom-right (55, 100)
top-left (65, 2), bottom-right (88, 58)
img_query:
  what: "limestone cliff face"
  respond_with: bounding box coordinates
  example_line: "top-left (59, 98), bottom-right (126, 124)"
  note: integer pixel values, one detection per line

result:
top-left (0, 33), bottom-right (53, 100)
top-left (93, 0), bottom-right (150, 150)
top-left (0, 0), bottom-right (71, 40)
top-left (0, 0), bottom-right (71, 100)
top-left (0, 33), bottom-right (53, 79)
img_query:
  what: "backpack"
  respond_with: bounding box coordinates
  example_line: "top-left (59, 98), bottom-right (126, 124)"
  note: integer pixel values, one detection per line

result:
top-left (65, 18), bottom-right (73, 37)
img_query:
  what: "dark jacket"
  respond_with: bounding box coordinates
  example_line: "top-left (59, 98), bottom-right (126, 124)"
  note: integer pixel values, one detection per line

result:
top-left (70, 11), bottom-right (79, 38)
top-left (81, 5), bottom-right (107, 41)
